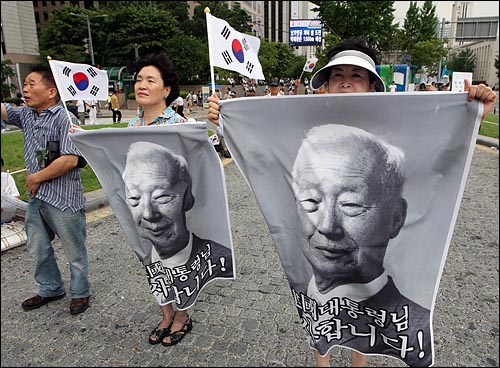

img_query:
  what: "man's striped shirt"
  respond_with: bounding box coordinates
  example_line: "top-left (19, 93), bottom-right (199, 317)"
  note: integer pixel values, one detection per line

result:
top-left (5, 103), bottom-right (86, 212)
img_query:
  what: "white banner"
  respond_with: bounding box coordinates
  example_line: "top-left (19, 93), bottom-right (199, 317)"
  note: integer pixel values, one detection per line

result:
top-left (70, 123), bottom-right (235, 309)
top-left (218, 92), bottom-right (482, 366)
top-left (206, 13), bottom-right (265, 80)
top-left (49, 60), bottom-right (109, 101)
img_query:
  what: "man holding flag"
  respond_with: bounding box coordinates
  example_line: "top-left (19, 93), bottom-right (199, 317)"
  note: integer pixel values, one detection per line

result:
top-left (1, 63), bottom-right (96, 315)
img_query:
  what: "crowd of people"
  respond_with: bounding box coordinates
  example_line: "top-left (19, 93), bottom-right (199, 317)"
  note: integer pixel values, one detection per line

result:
top-left (0, 35), bottom-right (497, 368)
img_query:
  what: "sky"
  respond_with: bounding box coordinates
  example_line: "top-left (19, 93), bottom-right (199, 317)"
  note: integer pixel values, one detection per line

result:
top-left (392, 1), bottom-right (499, 25)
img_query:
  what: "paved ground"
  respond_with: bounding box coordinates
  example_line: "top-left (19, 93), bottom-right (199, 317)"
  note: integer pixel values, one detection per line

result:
top-left (1, 141), bottom-right (498, 366)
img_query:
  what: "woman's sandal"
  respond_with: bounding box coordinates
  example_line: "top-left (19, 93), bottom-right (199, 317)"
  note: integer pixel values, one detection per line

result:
top-left (148, 320), bottom-right (173, 345)
top-left (161, 315), bottom-right (193, 347)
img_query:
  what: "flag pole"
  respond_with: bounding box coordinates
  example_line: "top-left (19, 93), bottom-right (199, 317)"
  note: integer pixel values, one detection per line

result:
top-left (205, 7), bottom-right (217, 98)
top-left (47, 56), bottom-right (77, 126)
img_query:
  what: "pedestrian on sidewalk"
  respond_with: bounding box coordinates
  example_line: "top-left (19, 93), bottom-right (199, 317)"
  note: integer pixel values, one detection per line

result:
top-left (1, 65), bottom-right (91, 316)
top-left (174, 94), bottom-right (185, 118)
top-left (111, 90), bottom-right (122, 123)
top-left (86, 99), bottom-right (98, 125)
top-left (76, 99), bottom-right (85, 125)
top-left (207, 37), bottom-right (497, 367)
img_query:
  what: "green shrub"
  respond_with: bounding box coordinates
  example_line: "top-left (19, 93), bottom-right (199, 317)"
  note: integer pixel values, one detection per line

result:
top-left (127, 92), bottom-right (135, 100)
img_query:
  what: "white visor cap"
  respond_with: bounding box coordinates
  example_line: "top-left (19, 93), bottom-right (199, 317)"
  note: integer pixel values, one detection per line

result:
top-left (310, 50), bottom-right (385, 92)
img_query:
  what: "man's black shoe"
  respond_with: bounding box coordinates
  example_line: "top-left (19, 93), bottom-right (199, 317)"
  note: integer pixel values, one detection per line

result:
top-left (21, 293), bottom-right (66, 311)
top-left (70, 297), bottom-right (90, 315)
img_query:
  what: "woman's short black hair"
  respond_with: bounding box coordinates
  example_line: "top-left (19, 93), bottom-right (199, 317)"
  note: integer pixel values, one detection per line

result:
top-left (134, 53), bottom-right (180, 107)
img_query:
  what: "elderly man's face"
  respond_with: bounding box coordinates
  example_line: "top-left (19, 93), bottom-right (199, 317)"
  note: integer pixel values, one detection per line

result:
top-left (124, 155), bottom-right (189, 259)
top-left (294, 143), bottom-right (402, 292)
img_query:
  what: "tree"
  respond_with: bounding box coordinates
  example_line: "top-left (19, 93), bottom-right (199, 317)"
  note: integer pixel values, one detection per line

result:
top-left (495, 56), bottom-right (499, 80)
top-left (100, 2), bottom-right (182, 67)
top-left (311, 1), bottom-right (397, 54)
top-left (1, 60), bottom-right (17, 98)
top-left (419, 1), bottom-right (438, 40)
top-left (37, 5), bottom-right (107, 65)
top-left (446, 48), bottom-right (476, 73)
top-left (401, 1), bottom-right (420, 54)
top-left (258, 39), bottom-right (300, 81)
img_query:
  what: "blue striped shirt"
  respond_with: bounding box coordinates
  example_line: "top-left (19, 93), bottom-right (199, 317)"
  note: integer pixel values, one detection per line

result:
top-left (5, 103), bottom-right (86, 212)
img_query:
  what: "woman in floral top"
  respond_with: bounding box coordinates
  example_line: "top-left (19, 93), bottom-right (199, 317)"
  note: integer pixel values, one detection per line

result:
top-left (128, 53), bottom-right (186, 127)
top-left (127, 53), bottom-right (191, 347)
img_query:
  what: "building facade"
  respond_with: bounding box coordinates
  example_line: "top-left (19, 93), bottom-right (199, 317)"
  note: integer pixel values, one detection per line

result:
top-left (1, 1), bottom-right (40, 96)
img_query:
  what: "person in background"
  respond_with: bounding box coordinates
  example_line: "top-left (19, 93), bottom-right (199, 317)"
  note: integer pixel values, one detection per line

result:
top-left (174, 94), bottom-right (185, 118)
top-left (1, 65), bottom-right (91, 315)
top-left (389, 81), bottom-right (397, 92)
top-left (110, 90), bottom-right (122, 123)
top-left (106, 92), bottom-right (112, 111)
top-left (207, 37), bottom-right (496, 367)
top-left (1, 157), bottom-right (20, 199)
top-left (1, 156), bottom-right (24, 223)
top-left (15, 92), bottom-right (26, 106)
top-left (86, 99), bottom-right (98, 125)
top-left (191, 90), bottom-right (198, 111)
top-left (76, 100), bottom-right (85, 125)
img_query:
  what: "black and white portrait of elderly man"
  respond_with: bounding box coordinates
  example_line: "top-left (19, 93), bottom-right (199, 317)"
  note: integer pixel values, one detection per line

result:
top-left (292, 124), bottom-right (432, 367)
top-left (122, 141), bottom-right (233, 307)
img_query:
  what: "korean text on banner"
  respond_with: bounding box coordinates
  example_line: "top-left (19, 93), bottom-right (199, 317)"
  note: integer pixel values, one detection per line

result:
top-left (49, 60), bottom-right (109, 101)
top-left (206, 13), bottom-right (264, 80)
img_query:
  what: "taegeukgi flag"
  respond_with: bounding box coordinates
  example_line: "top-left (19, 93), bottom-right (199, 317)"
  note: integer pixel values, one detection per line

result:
top-left (217, 92), bottom-right (483, 367)
top-left (49, 59), bottom-right (109, 101)
top-left (303, 57), bottom-right (318, 72)
top-left (206, 12), bottom-right (265, 80)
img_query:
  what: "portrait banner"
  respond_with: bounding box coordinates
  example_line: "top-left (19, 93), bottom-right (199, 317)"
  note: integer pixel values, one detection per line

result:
top-left (70, 123), bottom-right (235, 310)
top-left (219, 92), bottom-right (482, 367)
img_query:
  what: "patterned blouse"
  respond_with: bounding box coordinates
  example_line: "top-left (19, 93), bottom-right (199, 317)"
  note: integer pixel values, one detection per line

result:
top-left (128, 106), bottom-right (186, 127)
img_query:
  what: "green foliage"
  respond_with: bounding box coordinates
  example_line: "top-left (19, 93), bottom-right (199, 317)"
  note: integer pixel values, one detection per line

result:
top-left (259, 39), bottom-right (301, 80)
top-left (480, 114), bottom-right (499, 139)
top-left (419, 1), bottom-right (439, 40)
top-left (38, 5), bottom-right (108, 65)
top-left (400, 1), bottom-right (442, 69)
top-left (411, 39), bottom-right (447, 74)
top-left (100, 2), bottom-right (181, 67)
top-left (312, 1), bottom-right (397, 53)
top-left (446, 48), bottom-right (476, 73)
top-left (495, 57), bottom-right (499, 80)
top-left (1, 60), bottom-right (17, 97)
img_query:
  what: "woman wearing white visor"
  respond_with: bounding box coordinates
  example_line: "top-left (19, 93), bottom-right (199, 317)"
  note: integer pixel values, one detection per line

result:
top-left (207, 38), bottom-right (496, 368)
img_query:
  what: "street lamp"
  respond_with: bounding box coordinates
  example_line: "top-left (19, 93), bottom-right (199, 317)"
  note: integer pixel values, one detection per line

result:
top-left (133, 43), bottom-right (141, 62)
top-left (437, 18), bottom-right (450, 82)
top-left (69, 13), bottom-right (107, 66)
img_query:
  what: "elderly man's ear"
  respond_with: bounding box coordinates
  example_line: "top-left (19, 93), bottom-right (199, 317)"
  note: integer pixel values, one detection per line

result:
top-left (390, 198), bottom-right (408, 239)
top-left (183, 185), bottom-right (195, 211)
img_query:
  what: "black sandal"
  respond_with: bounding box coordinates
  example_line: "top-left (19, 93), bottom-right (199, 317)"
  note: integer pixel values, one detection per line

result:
top-left (148, 321), bottom-right (173, 345)
top-left (161, 315), bottom-right (193, 347)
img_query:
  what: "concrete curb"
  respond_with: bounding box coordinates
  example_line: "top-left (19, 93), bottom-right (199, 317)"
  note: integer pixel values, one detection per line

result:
top-left (476, 134), bottom-right (499, 148)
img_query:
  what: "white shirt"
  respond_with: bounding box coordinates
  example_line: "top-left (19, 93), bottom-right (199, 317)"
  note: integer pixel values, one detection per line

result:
top-left (1, 171), bottom-right (20, 197)
top-left (175, 96), bottom-right (184, 106)
top-left (389, 84), bottom-right (397, 93)
top-left (76, 100), bottom-right (85, 113)
top-left (86, 100), bottom-right (97, 108)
